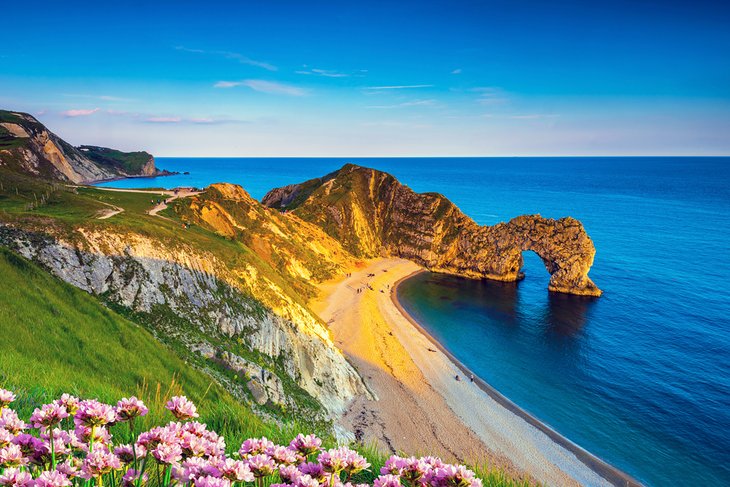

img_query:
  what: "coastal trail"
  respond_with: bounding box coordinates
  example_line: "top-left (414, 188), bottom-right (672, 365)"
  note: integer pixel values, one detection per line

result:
top-left (86, 186), bottom-right (201, 220)
top-left (312, 258), bottom-right (618, 487)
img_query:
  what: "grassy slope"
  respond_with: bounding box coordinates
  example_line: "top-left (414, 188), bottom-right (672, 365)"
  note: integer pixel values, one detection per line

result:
top-left (79, 145), bottom-right (153, 174)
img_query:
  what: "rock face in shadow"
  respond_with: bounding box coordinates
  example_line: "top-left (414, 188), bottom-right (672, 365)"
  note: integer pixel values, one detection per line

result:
top-left (263, 164), bottom-right (601, 296)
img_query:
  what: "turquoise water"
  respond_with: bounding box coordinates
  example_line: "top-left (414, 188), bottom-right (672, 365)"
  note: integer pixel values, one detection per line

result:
top-left (99, 157), bottom-right (730, 486)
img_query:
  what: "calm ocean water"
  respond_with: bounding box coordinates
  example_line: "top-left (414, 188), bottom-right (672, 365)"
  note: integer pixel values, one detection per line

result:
top-left (98, 157), bottom-right (730, 486)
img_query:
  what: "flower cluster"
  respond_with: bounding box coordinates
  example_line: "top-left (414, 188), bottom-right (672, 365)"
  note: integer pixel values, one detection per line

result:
top-left (0, 389), bottom-right (482, 487)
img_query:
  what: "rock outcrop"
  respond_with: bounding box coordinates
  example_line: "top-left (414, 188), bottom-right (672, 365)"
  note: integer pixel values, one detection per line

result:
top-left (0, 110), bottom-right (161, 183)
top-left (263, 164), bottom-right (601, 296)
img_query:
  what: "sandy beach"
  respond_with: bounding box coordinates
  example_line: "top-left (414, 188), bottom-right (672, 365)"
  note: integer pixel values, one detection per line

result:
top-left (312, 258), bottom-right (639, 487)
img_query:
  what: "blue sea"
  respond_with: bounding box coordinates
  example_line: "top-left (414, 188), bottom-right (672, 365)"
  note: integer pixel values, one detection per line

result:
top-left (98, 157), bottom-right (730, 486)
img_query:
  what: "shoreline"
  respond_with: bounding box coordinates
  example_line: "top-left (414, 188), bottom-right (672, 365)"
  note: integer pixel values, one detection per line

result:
top-left (390, 270), bottom-right (642, 487)
top-left (313, 258), bottom-right (642, 487)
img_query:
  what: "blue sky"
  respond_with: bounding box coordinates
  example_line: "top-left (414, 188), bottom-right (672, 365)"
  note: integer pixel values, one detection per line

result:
top-left (1, 0), bottom-right (729, 156)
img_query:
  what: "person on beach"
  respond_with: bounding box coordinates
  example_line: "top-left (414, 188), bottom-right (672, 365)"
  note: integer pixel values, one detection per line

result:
top-left (470, 374), bottom-right (475, 382)
top-left (455, 375), bottom-right (460, 381)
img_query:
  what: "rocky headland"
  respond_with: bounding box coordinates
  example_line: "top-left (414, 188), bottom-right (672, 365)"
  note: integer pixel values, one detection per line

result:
top-left (263, 164), bottom-right (601, 296)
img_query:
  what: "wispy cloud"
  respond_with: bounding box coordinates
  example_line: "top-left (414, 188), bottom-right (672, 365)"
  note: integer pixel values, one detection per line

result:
top-left (145, 117), bottom-right (182, 123)
top-left (175, 46), bottom-right (277, 71)
top-left (365, 84), bottom-right (433, 90)
top-left (451, 68), bottom-right (462, 74)
top-left (62, 108), bottom-right (99, 117)
top-left (296, 66), bottom-right (365, 78)
top-left (509, 114), bottom-right (560, 120)
top-left (367, 99), bottom-right (437, 109)
top-left (214, 79), bottom-right (308, 96)
top-left (63, 94), bottom-right (135, 103)
top-left (472, 87), bottom-right (509, 106)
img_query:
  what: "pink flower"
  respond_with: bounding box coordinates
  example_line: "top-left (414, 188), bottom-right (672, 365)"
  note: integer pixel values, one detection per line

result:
top-left (279, 464), bottom-right (303, 484)
top-left (220, 458), bottom-right (254, 482)
top-left (74, 424), bottom-right (110, 446)
top-left (0, 390), bottom-right (15, 409)
top-left (343, 451), bottom-right (370, 476)
top-left (165, 396), bottom-right (199, 421)
top-left (317, 447), bottom-right (353, 474)
top-left (0, 444), bottom-right (26, 468)
top-left (55, 458), bottom-right (81, 478)
top-left (289, 434), bottom-right (322, 457)
top-left (81, 448), bottom-right (121, 479)
top-left (397, 457), bottom-right (430, 484)
top-left (267, 445), bottom-right (298, 465)
top-left (193, 475), bottom-right (231, 487)
top-left (116, 397), bottom-right (149, 422)
top-left (0, 467), bottom-right (33, 487)
top-left (0, 409), bottom-right (26, 434)
top-left (122, 469), bottom-right (148, 487)
top-left (152, 442), bottom-right (183, 465)
top-left (238, 436), bottom-right (274, 457)
top-left (299, 462), bottom-right (326, 482)
top-left (30, 403), bottom-right (69, 429)
top-left (11, 433), bottom-right (46, 463)
top-left (33, 471), bottom-right (71, 487)
top-left (295, 474), bottom-right (320, 487)
top-left (55, 395), bottom-right (80, 416)
top-left (373, 474), bottom-right (403, 487)
top-left (0, 429), bottom-right (13, 448)
top-left (380, 455), bottom-right (403, 476)
top-left (431, 465), bottom-right (481, 487)
top-left (245, 453), bottom-right (277, 478)
top-left (114, 444), bottom-right (146, 464)
top-left (74, 400), bottom-right (116, 428)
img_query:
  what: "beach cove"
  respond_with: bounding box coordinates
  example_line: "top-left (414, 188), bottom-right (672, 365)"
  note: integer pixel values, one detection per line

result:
top-left (311, 258), bottom-right (638, 487)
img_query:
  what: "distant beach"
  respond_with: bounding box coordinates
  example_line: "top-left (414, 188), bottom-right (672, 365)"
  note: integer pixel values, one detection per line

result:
top-left (312, 258), bottom-right (637, 487)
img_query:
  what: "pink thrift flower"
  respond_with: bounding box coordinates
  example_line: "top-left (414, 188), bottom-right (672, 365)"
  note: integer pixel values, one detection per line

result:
top-left (289, 434), bottom-right (322, 457)
top-left (0, 444), bottom-right (26, 468)
top-left (0, 429), bottom-right (13, 448)
top-left (116, 397), bottom-right (149, 422)
top-left (0, 467), bottom-right (33, 487)
top-left (299, 462), bottom-right (326, 482)
top-left (432, 465), bottom-right (481, 487)
top-left (81, 448), bottom-right (121, 479)
top-left (373, 474), bottom-right (403, 487)
top-left (220, 458), bottom-right (254, 482)
top-left (245, 453), bottom-right (277, 478)
top-left (0, 409), bottom-right (26, 434)
top-left (318, 447), bottom-right (352, 474)
top-left (194, 475), bottom-right (231, 487)
top-left (398, 457), bottom-right (430, 484)
top-left (114, 444), bottom-right (146, 464)
top-left (74, 400), bottom-right (116, 428)
top-left (122, 469), bottom-right (148, 487)
top-left (55, 458), bottom-right (81, 478)
top-left (30, 403), bottom-right (69, 429)
top-left (238, 436), bottom-right (274, 457)
top-left (0, 390), bottom-right (15, 409)
top-left (152, 442), bottom-right (183, 465)
top-left (74, 424), bottom-right (110, 446)
top-left (55, 395), bottom-right (80, 416)
top-left (267, 445), bottom-right (298, 465)
top-left (295, 474), bottom-right (320, 487)
top-left (34, 471), bottom-right (71, 487)
top-left (380, 455), bottom-right (404, 475)
top-left (279, 464), bottom-right (302, 484)
top-left (165, 396), bottom-right (199, 421)
top-left (343, 450), bottom-right (370, 476)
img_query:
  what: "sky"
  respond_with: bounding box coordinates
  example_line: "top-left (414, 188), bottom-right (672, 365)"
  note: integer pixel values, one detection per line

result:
top-left (1, 0), bottom-right (729, 156)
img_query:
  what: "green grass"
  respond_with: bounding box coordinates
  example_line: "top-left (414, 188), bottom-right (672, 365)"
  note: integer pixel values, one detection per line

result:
top-left (79, 145), bottom-right (154, 174)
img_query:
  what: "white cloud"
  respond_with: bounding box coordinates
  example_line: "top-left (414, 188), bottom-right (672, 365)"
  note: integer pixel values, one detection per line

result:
top-left (145, 117), bottom-right (182, 123)
top-left (451, 69), bottom-right (462, 74)
top-left (472, 87), bottom-right (509, 106)
top-left (365, 84), bottom-right (433, 90)
top-left (367, 99), bottom-right (437, 109)
top-left (214, 79), bottom-right (308, 96)
top-left (297, 67), bottom-right (350, 78)
top-left (62, 108), bottom-right (99, 117)
top-left (175, 46), bottom-right (277, 71)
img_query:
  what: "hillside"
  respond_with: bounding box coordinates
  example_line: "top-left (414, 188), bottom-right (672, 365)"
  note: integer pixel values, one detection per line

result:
top-left (0, 245), bottom-right (282, 437)
top-left (0, 172), bottom-right (367, 425)
top-left (0, 109), bottom-right (162, 183)
top-left (263, 164), bottom-right (601, 296)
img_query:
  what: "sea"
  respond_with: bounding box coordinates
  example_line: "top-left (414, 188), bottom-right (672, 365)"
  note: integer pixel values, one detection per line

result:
top-left (97, 157), bottom-right (730, 486)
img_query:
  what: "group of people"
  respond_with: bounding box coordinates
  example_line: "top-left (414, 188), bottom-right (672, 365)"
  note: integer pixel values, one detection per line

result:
top-left (454, 373), bottom-right (476, 383)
